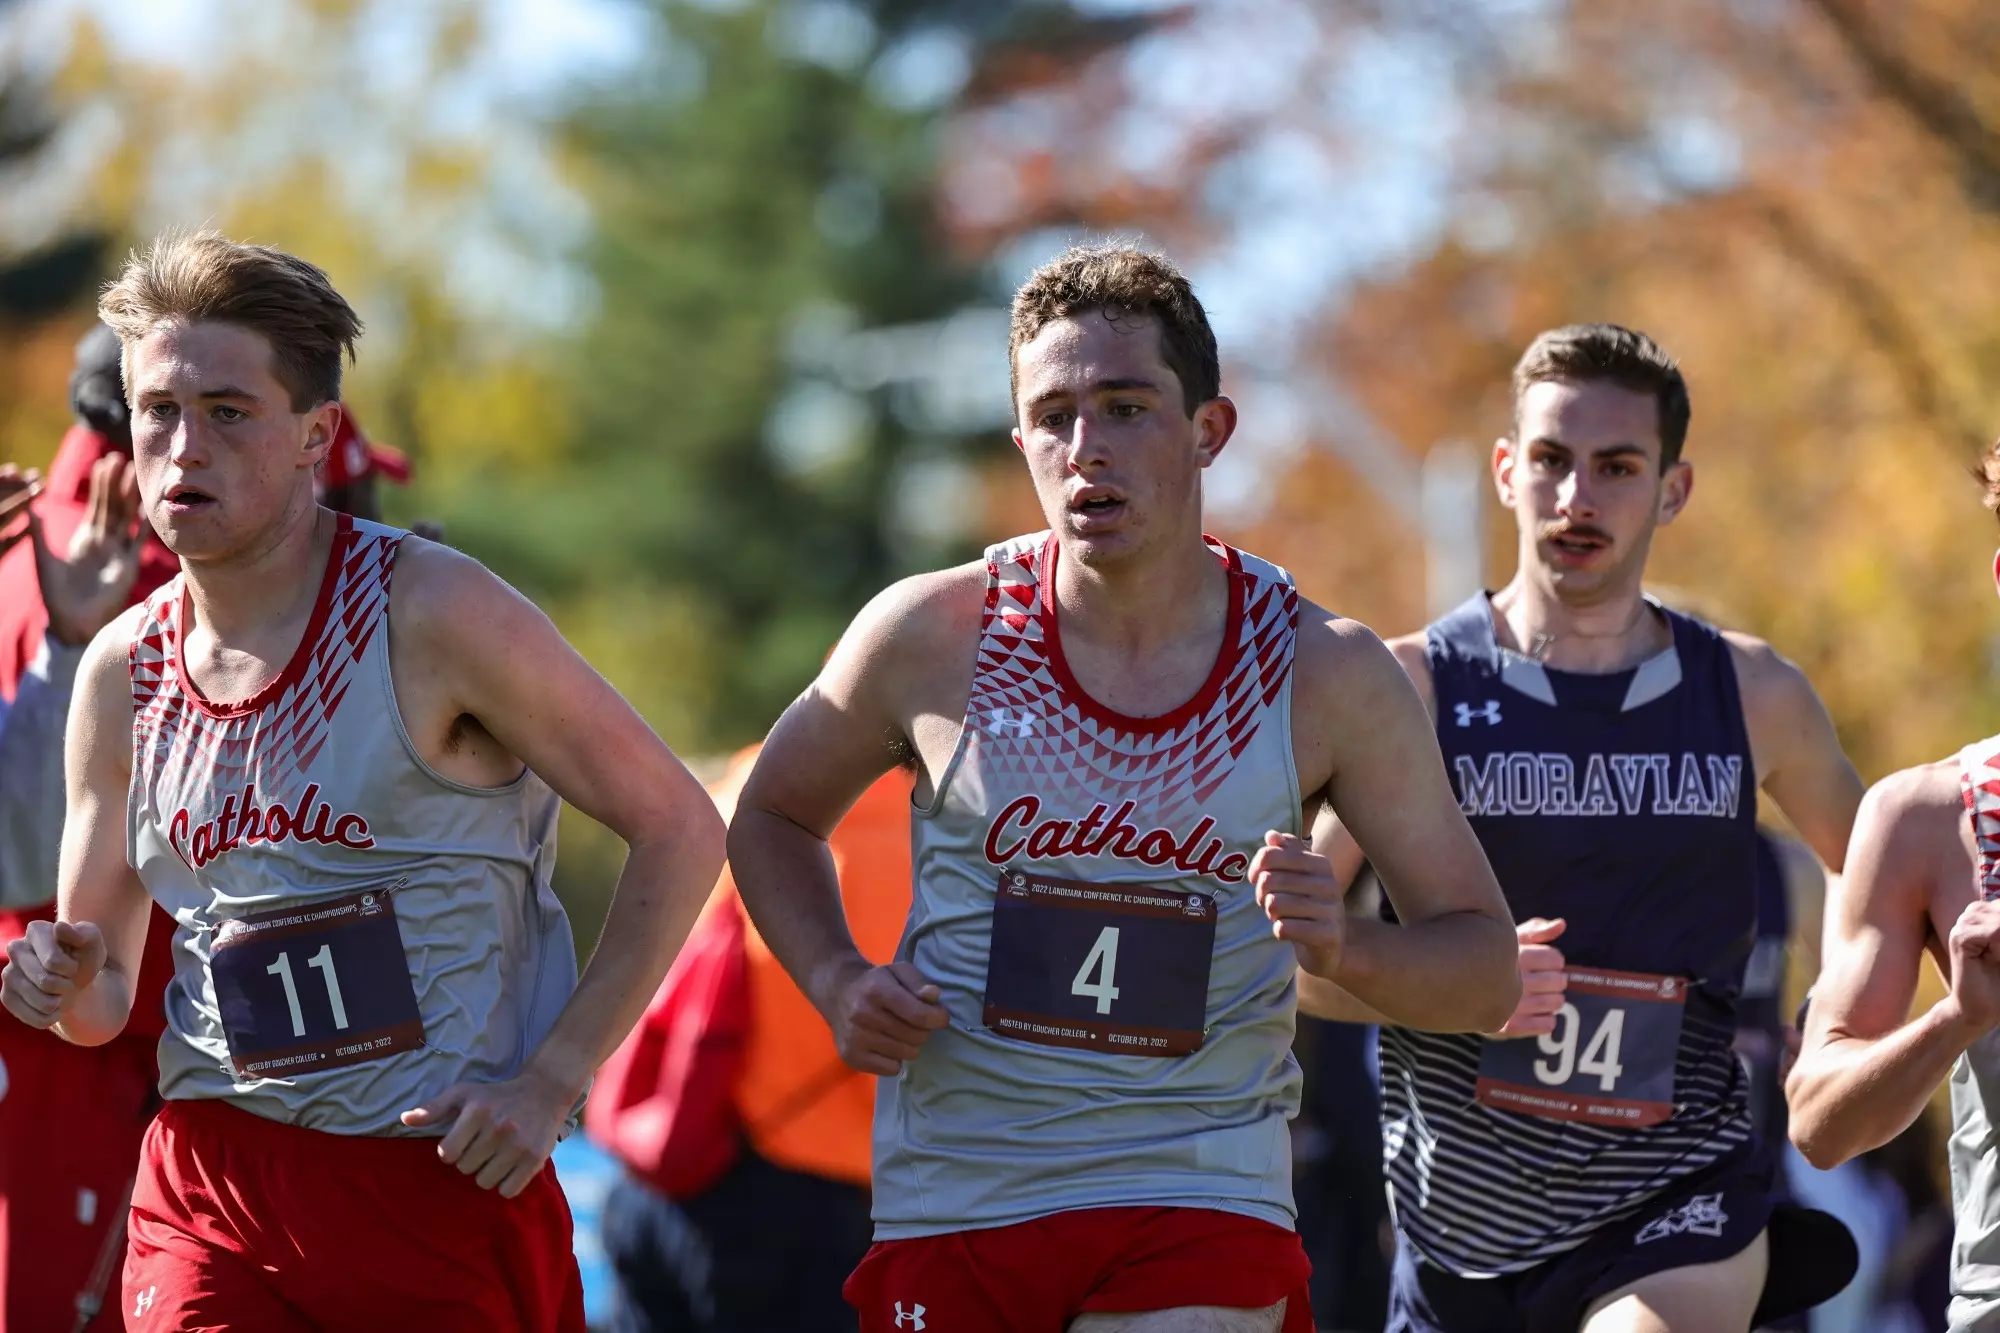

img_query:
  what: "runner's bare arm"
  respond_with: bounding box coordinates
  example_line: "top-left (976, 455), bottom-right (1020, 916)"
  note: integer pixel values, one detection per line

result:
top-left (390, 543), bottom-right (725, 1194)
top-left (1787, 764), bottom-right (1981, 1167)
top-left (1280, 612), bottom-right (1518, 1033)
top-left (1, 605), bottom-right (151, 1044)
top-left (730, 567), bottom-right (980, 1075)
top-left (1728, 633), bottom-right (1863, 871)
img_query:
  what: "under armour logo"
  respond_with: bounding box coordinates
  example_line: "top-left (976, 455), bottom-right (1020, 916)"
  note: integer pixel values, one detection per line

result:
top-left (133, 1286), bottom-right (157, 1317)
top-left (1635, 1192), bottom-right (1727, 1244)
top-left (987, 707), bottom-right (1036, 738)
top-left (1455, 700), bottom-right (1502, 727)
top-left (894, 1302), bottom-right (927, 1330)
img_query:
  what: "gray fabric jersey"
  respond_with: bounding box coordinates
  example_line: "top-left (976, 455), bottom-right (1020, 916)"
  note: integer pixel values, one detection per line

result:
top-left (1952, 738), bottom-right (2000, 1329)
top-left (875, 531), bottom-right (1304, 1239)
top-left (127, 514), bottom-right (578, 1135)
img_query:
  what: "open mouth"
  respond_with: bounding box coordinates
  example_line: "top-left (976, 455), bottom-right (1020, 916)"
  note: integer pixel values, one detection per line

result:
top-left (164, 483), bottom-right (215, 511)
top-left (1068, 487), bottom-right (1126, 524)
top-left (1546, 527), bottom-right (1609, 560)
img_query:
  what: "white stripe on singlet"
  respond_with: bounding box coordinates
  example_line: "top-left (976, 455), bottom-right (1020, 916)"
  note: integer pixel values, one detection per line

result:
top-left (1380, 1008), bottom-right (1752, 1275)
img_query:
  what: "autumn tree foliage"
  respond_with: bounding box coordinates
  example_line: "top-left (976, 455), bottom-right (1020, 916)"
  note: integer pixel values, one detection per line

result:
top-left (946, 0), bottom-right (2000, 784)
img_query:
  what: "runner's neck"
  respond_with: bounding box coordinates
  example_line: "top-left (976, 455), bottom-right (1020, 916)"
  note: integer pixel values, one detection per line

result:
top-left (179, 503), bottom-right (339, 670)
top-left (1048, 531), bottom-right (1230, 663)
top-left (1489, 575), bottom-right (1670, 675)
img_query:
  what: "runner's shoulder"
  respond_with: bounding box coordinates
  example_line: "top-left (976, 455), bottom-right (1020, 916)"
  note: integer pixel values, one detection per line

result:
top-left (1293, 602), bottom-right (1433, 715)
top-left (384, 533), bottom-right (543, 651)
top-left (834, 560), bottom-right (986, 675)
top-left (1858, 758), bottom-right (1965, 845)
top-left (1718, 629), bottom-right (1812, 701)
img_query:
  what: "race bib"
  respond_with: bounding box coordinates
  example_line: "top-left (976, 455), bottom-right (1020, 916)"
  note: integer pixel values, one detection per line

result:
top-left (1474, 967), bottom-right (1685, 1126)
top-left (981, 869), bottom-right (1216, 1056)
top-left (210, 886), bottom-right (425, 1078)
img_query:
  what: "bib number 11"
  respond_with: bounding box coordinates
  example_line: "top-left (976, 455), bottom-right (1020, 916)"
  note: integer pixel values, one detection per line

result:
top-left (1536, 1002), bottom-right (1625, 1091)
top-left (266, 945), bottom-right (350, 1039)
top-left (1071, 926), bottom-right (1122, 1015)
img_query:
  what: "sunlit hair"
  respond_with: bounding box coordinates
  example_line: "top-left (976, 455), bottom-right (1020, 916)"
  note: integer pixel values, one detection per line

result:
top-left (1009, 244), bottom-right (1219, 417)
top-left (1512, 323), bottom-right (1692, 467)
top-left (98, 228), bottom-right (362, 412)
top-left (1975, 439), bottom-right (2000, 522)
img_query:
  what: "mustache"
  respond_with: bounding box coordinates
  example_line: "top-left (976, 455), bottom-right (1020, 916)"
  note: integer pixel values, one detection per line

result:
top-left (1540, 522), bottom-right (1613, 544)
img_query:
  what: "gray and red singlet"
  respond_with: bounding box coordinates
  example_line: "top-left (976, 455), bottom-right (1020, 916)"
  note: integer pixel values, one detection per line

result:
top-left (127, 513), bottom-right (578, 1134)
top-left (875, 530), bottom-right (1304, 1238)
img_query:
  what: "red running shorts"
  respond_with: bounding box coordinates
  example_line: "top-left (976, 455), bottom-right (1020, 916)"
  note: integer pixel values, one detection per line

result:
top-left (121, 1098), bottom-right (585, 1332)
top-left (844, 1205), bottom-right (1314, 1332)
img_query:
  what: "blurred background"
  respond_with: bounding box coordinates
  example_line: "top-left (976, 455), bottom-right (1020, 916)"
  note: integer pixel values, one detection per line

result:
top-left (1, 0), bottom-right (1994, 1327)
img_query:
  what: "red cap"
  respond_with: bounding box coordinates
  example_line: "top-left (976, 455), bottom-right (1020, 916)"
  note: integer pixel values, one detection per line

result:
top-left (322, 406), bottom-right (411, 488)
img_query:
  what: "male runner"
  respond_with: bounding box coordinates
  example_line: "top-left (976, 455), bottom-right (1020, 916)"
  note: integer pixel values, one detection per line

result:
top-left (1304, 324), bottom-right (1864, 1332)
top-left (727, 244), bottom-right (1523, 1333)
top-left (1786, 437), bottom-right (2000, 1331)
top-left (0, 230), bottom-right (725, 1330)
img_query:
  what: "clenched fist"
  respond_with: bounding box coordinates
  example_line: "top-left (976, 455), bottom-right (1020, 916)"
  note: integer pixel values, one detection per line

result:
top-left (821, 958), bottom-right (950, 1076)
top-left (1491, 917), bottom-right (1569, 1038)
top-left (1947, 898), bottom-right (2000, 1034)
top-left (2, 920), bottom-right (107, 1029)
top-left (1250, 831), bottom-right (1347, 980)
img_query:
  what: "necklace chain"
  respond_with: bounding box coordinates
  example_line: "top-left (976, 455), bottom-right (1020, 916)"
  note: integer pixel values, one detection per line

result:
top-left (1521, 600), bottom-right (1651, 663)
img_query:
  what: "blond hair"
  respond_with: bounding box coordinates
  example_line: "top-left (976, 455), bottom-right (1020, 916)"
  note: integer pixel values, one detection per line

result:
top-left (99, 229), bottom-right (361, 411)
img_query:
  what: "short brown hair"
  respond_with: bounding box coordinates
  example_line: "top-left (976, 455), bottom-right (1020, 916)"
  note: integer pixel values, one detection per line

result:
top-left (1512, 323), bottom-right (1692, 466)
top-left (99, 229), bottom-right (362, 412)
top-left (1974, 439), bottom-right (2000, 522)
top-left (1009, 245), bottom-right (1219, 416)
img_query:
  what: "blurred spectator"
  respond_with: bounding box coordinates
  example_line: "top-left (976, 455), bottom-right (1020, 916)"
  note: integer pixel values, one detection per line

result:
top-left (591, 748), bottom-right (913, 1333)
top-left (0, 323), bottom-right (180, 1332)
top-left (1293, 863), bottom-right (1391, 1332)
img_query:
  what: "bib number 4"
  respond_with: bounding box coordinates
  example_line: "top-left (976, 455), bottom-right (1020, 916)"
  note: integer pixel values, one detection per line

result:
top-left (1071, 926), bottom-right (1123, 1015)
top-left (1476, 967), bottom-right (1684, 1126)
top-left (982, 870), bottom-right (1216, 1056)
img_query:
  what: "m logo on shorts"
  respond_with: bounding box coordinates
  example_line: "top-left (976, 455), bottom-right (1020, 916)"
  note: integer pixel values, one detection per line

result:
top-left (1635, 1192), bottom-right (1728, 1244)
top-left (133, 1286), bottom-right (157, 1317)
top-left (894, 1301), bottom-right (927, 1330)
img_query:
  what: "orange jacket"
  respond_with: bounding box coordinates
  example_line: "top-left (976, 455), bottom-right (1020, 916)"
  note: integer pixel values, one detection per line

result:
top-left (710, 748), bottom-right (914, 1187)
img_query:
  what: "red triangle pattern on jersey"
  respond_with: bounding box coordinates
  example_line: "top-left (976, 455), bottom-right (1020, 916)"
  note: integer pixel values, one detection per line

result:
top-left (1963, 745), bottom-right (2000, 901)
top-left (964, 531), bottom-right (1298, 826)
top-left (128, 528), bottom-right (400, 803)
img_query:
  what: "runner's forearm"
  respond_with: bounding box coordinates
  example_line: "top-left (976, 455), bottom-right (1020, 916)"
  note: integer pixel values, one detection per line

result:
top-left (728, 805), bottom-right (870, 1018)
top-left (1788, 996), bottom-right (1984, 1168)
top-left (51, 962), bottom-right (133, 1047)
top-left (1296, 969), bottom-right (1392, 1024)
top-left (525, 820), bottom-right (720, 1096)
top-left (1329, 912), bottom-right (1519, 1032)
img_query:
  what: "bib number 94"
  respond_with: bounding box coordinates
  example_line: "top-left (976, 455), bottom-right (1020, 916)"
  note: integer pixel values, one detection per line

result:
top-left (1476, 967), bottom-right (1685, 1126)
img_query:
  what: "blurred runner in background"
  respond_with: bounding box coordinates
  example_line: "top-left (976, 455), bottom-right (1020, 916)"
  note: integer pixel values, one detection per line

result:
top-left (592, 746), bottom-right (912, 1333)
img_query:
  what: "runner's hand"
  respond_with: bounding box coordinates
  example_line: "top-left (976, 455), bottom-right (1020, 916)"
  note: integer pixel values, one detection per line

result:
top-left (1251, 830), bottom-right (1346, 979)
top-left (35, 452), bottom-right (142, 646)
top-left (0, 465), bottom-right (40, 560)
top-left (1491, 917), bottom-right (1568, 1037)
top-left (1946, 899), bottom-right (2000, 1033)
top-left (826, 959), bottom-right (948, 1076)
top-left (1, 920), bottom-right (107, 1029)
top-left (401, 1061), bottom-right (577, 1198)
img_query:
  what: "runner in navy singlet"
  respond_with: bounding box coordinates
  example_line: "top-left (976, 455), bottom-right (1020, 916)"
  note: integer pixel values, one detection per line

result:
top-left (1304, 325), bottom-right (1864, 1332)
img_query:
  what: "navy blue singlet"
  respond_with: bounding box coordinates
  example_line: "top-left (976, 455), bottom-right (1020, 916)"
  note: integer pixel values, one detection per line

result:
top-left (1379, 592), bottom-right (1760, 1275)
